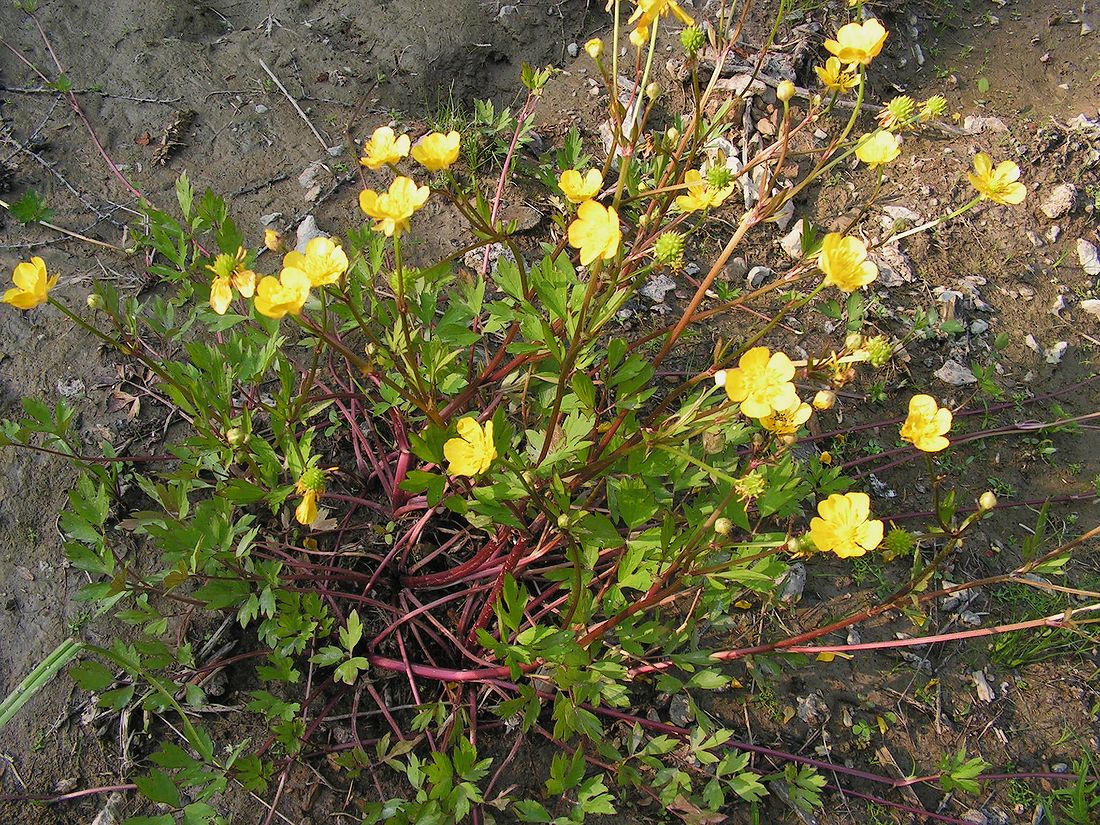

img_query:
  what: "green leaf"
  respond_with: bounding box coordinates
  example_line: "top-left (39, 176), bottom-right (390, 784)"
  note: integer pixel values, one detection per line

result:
top-left (135, 769), bottom-right (181, 808)
top-left (70, 660), bottom-right (114, 692)
top-left (7, 190), bottom-right (53, 225)
top-left (340, 610), bottom-right (363, 653)
top-left (976, 76), bottom-right (990, 94)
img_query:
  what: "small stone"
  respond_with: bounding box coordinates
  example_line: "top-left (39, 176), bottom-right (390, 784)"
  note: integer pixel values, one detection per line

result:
top-left (1044, 341), bottom-right (1068, 364)
top-left (260, 212), bottom-right (282, 226)
top-left (779, 563), bottom-right (806, 604)
top-left (1040, 183), bottom-right (1077, 219)
top-left (640, 273), bottom-right (677, 303)
top-left (254, 103), bottom-right (269, 114)
top-left (779, 219), bottom-right (804, 258)
top-left (298, 160), bottom-right (327, 201)
top-left (1079, 299), bottom-right (1100, 319)
top-left (1077, 238), bottom-right (1100, 275)
top-left (756, 116), bottom-right (776, 137)
top-left (874, 244), bottom-right (914, 287)
top-left (969, 319), bottom-right (989, 334)
top-left (566, 42), bottom-right (579, 58)
top-left (963, 115), bottom-right (1008, 134)
top-left (1046, 224), bottom-right (1062, 243)
top-left (935, 359), bottom-right (977, 385)
top-left (669, 693), bottom-right (692, 727)
top-left (746, 265), bottom-right (773, 289)
top-left (881, 204), bottom-right (922, 225)
top-left (796, 691), bottom-right (828, 724)
top-left (961, 810), bottom-right (989, 825)
top-left (295, 215), bottom-right (324, 251)
top-left (684, 261), bottom-right (701, 277)
top-left (1051, 762), bottom-right (1070, 773)
top-left (972, 670), bottom-right (995, 702)
top-left (327, 145), bottom-right (344, 157)
top-left (56, 377), bottom-right (85, 398)
top-left (1026, 230), bottom-right (1044, 248)
top-left (813, 128), bottom-right (829, 142)
top-left (725, 256), bottom-right (748, 280)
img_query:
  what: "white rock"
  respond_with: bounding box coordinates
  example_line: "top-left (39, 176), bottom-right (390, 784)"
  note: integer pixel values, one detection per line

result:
top-left (260, 212), bottom-right (282, 226)
top-left (1044, 341), bottom-right (1068, 364)
top-left (640, 273), bottom-right (677, 303)
top-left (298, 160), bottom-right (327, 201)
top-left (779, 219), bottom-right (804, 258)
top-left (779, 563), bottom-right (806, 604)
top-left (1078, 238), bottom-right (1100, 275)
top-left (934, 359), bottom-right (977, 385)
top-left (881, 204), bottom-right (922, 225)
top-left (1079, 299), bottom-right (1100, 318)
top-left (1046, 224), bottom-right (1062, 243)
top-left (969, 319), bottom-right (989, 334)
top-left (566, 42), bottom-right (579, 58)
top-left (746, 265), bottom-right (773, 289)
top-left (963, 115), bottom-right (1008, 134)
top-left (295, 215), bottom-right (325, 251)
top-left (1040, 184), bottom-right (1077, 219)
top-left (972, 670), bottom-right (995, 703)
top-left (874, 244), bottom-right (914, 287)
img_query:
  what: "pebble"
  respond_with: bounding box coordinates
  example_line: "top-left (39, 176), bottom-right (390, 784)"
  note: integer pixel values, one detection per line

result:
top-left (1045, 224), bottom-right (1062, 243)
top-left (1080, 299), bottom-right (1100, 319)
top-left (963, 115), bottom-right (1008, 134)
top-left (255, 103), bottom-right (269, 114)
top-left (566, 42), bottom-right (579, 58)
top-left (961, 811), bottom-right (988, 825)
top-left (779, 563), bottom-right (806, 604)
top-left (755, 116), bottom-right (776, 137)
top-left (779, 220), bottom-right (804, 258)
top-left (1078, 238), bottom-right (1100, 275)
top-left (297, 160), bottom-right (327, 201)
top-left (746, 265), bottom-right (773, 289)
top-left (295, 214), bottom-right (325, 251)
top-left (1026, 230), bottom-right (1044, 248)
top-left (796, 691), bottom-right (828, 724)
top-left (1039, 183), bottom-right (1077, 219)
top-left (669, 693), bottom-right (692, 727)
top-left (725, 256), bottom-right (748, 280)
top-left (881, 204), bottom-right (922, 225)
top-left (934, 359), bottom-right (977, 385)
top-left (972, 670), bottom-right (996, 702)
top-left (969, 319), bottom-right (989, 334)
top-left (1051, 762), bottom-right (1070, 773)
top-left (640, 273), bottom-right (677, 303)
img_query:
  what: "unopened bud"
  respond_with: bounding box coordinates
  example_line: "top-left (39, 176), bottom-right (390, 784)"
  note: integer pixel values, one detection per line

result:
top-left (845, 332), bottom-right (864, 350)
top-left (225, 427), bottom-right (249, 448)
top-left (812, 389), bottom-right (836, 411)
top-left (714, 517), bottom-right (733, 536)
top-left (584, 38), bottom-right (603, 61)
top-left (86, 293), bottom-right (105, 312)
top-left (557, 512), bottom-right (572, 530)
top-left (665, 126), bottom-right (680, 144)
top-left (978, 491), bottom-right (998, 512)
top-left (645, 82), bottom-right (662, 100)
top-left (264, 228), bottom-right (283, 252)
top-left (776, 80), bottom-right (795, 103)
top-left (786, 536), bottom-right (802, 554)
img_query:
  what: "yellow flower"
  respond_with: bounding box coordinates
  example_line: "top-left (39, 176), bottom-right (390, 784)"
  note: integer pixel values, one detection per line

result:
top-left (2, 256), bottom-right (57, 310)
top-left (967, 153), bottom-right (1026, 205)
top-left (628, 0), bottom-right (693, 47)
top-left (567, 200), bottom-right (621, 266)
top-left (360, 126), bottom-right (410, 170)
top-left (819, 233), bottom-right (878, 292)
top-left (674, 169), bottom-right (734, 212)
top-left (411, 131), bottom-right (461, 172)
top-left (444, 417), bottom-right (497, 477)
top-left (815, 57), bottom-right (859, 93)
top-left (584, 38), bottom-right (603, 60)
top-left (264, 228), bottom-right (283, 252)
top-left (819, 450), bottom-right (833, 465)
top-left (294, 468), bottom-right (327, 527)
top-left (760, 401), bottom-right (812, 436)
top-left (282, 237), bottom-right (349, 287)
top-left (359, 176), bottom-right (431, 237)
top-left (254, 267), bottom-right (311, 319)
top-left (206, 248), bottom-right (257, 315)
top-left (824, 18), bottom-right (888, 67)
top-left (899, 394), bottom-right (952, 452)
top-left (855, 130), bottom-right (900, 166)
top-left (723, 346), bottom-right (800, 420)
top-left (559, 168), bottom-right (603, 204)
top-left (809, 492), bottom-right (883, 558)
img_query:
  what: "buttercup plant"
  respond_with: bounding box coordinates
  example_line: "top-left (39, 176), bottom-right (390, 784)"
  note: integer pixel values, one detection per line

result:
top-left (2, 1), bottom-right (1092, 823)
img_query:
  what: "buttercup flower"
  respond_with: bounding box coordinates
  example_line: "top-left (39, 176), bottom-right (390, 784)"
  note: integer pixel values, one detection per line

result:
top-left (568, 200), bottom-right (621, 266)
top-left (629, 0), bottom-right (694, 47)
top-left (899, 394), bottom-right (952, 452)
top-left (675, 169), bottom-right (734, 212)
top-left (824, 18), bottom-right (888, 66)
top-left (815, 57), bottom-right (859, 93)
top-left (855, 130), bottom-right (900, 166)
top-left (282, 236), bottom-right (349, 287)
top-left (818, 233), bottom-right (878, 292)
top-left (411, 131), bottom-right (461, 171)
top-left (294, 467), bottom-right (327, 527)
top-left (444, 417), bottom-right (497, 477)
top-left (810, 492), bottom-right (884, 558)
top-left (360, 126), bottom-right (411, 170)
top-left (559, 168), bottom-right (603, 204)
top-left (205, 248), bottom-right (257, 315)
top-left (3, 256), bottom-right (57, 310)
top-left (723, 346), bottom-right (800, 419)
top-left (967, 153), bottom-right (1026, 205)
top-left (359, 176), bottom-right (431, 237)
top-left (254, 267), bottom-right (311, 319)
top-left (760, 401), bottom-right (812, 436)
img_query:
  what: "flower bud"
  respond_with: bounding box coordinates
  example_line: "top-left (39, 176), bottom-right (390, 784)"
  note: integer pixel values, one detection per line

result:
top-left (557, 512), bottom-right (572, 529)
top-left (645, 82), bottom-right (662, 100)
top-left (776, 80), bottom-right (795, 103)
top-left (844, 332), bottom-right (864, 350)
top-left (584, 38), bottom-right (603, 61)
top-left (86, 293), bottom-right (105, 312)
top-left (812, 389), bottom-right (836, 411)
top-left (978, 491), bottom-right (998, 512)
top-left (225, 427), bottom-right (249, 448)
top-left (714, 517), bottom-right (733, 536)
top-left (665, 126), bottom-right (680, 144)
top-left (786, 536), bottom-right (802, 554)
top-left (264, 228), bottom-right (283, 252)
top-left (680, 26), bottom-right (705, 55)
top-left (713, 369), bottom-right (727, 388)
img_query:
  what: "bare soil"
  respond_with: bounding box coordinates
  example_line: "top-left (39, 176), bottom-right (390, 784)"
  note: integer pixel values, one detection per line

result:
top-left (1, 0), bottom-right (1098, 823)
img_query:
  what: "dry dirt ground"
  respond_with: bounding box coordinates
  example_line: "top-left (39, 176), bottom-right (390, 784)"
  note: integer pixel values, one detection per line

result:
top-left (1, 0), bottom-right (1099, 822)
